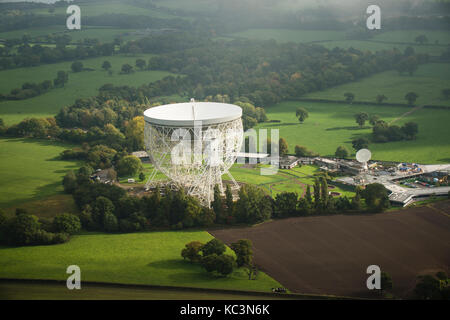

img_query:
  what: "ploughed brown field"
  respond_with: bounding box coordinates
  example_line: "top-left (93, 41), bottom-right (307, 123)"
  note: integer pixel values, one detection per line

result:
top-left (210, 201), bottom-right (450, 298)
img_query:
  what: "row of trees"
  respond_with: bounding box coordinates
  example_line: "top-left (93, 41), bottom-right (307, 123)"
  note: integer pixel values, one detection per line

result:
top-left (0, 41), bottom-right (116, 71)
top-left (0, 209), bottom-right (79, 246)
top-left (60, 160), bottom-right (391, 237)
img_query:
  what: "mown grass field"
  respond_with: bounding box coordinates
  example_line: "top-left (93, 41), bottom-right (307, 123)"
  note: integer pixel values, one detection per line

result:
top-left (0, 54), bottom-right (175, 125)
top-left (0, 138), bottom-right (80, 209)
top-left (305, 63), bottom-right (450, 106)
top-left (0, 281), bottom-right (302, 300)
top-left (0, 231), bottom-right (282, 293)
top-left (256, 101), bottom-right (450, 164)
top-left (228, 164), bottom-right (355, 198)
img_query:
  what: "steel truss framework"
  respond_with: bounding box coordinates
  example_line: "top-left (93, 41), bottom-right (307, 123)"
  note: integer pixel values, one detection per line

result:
top-left (144, 118), bottom-right (243, 207)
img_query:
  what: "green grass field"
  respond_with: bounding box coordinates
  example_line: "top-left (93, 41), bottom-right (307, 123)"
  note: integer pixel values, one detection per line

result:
top-left (30, 1), bottom-right (180, 20)
top-left (305, 63), bottom-right (450, 106)
top-left (227, 164), bottom-right (354, 198)
top-left (0, 54), bottom-right (175, 125)
top-left (0, 281), bottom-right (302, 300)
top-left (227, 28), bottom-right (449, 56)
top-left (2, 194), bottom-right (79, 219)
top-left (0, 231), bottom-right (282, 293)
top-left (256, 101), bottom-right (450, 164)
top-left (228, 29), bottom-right (347, 43)
top-left (153, 0), bottom-right (218, 14)
top-left (0, 138), bottom-right (80, 209)
top-left (372, 30), bottom-right (450, 45)
top-left (0, 26), bottom-right (141, 43)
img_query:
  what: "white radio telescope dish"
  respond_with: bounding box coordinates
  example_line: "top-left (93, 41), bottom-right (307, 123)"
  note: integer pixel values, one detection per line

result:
top-left (356, 148), bottom-right (372, 163)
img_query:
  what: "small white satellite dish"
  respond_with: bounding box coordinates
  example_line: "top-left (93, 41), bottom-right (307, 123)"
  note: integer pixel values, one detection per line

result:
top-left (356, 148), bottom-right (372, 164)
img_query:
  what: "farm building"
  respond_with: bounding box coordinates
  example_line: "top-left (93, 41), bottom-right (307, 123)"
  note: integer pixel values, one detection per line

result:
top-left (315, 157), bottom-right (339, 171)
top-left (297, 157), bottom-right (316, 165)
top-left (279, 156), bottom-right (300, 169)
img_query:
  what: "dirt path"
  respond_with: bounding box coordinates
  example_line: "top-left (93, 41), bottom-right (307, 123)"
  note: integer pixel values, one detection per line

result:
top-left (389, 105), bottom-right (424, 125)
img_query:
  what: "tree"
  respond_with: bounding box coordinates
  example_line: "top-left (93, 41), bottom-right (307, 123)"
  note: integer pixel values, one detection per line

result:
top-left (362, 183), bottom-right (390, 212)
top-left (116, 155), bottom-right (142, 177)
top-left (295, 107), bottom-right (309, 123)
top-left (335, 146), bottom-right (349, 159)
top-left (442, 88), bottom-right (450, 99)
top-left (244, 263), bottom-right (258, 280)
top-left (351, 187), bottom-right (363, 211)
top-left (102, 60), bottom-right (111, 71)
top-left (201, 253), bottom-right (236, 276)
top-left (279, 138), bottom-right (289, 156)
top-left (344, 92), bottom-right (355, 103)
top-left (354, 112), bottom-right (369, 128)
top-left (274, 192), bottom-right (298, 218)
top-left (121, 63), bottom-right (133, 74)
top-left (103, 211), bottom-right (118, 232)
top-left (71, 61), bottom-right (83, 72)
top-left (235, 185), bottom-right (273, 224)
top-left (211, 185), bottom-right (225, 223)
top-left (320, 176), bottom-right (328, 207)
top-left (181, 241), bottom-right (204, 262)
top-left (415, 34), bottom-right (428, 45)
top-left (52, 213), bottom-right (81, 234)
top-left (305, 185), bottom-right (312, 205)
top-left (313, 178), bottom-right (321, 209)
top-left (202, 238), bottom-right (226, 257)
top-left (225, 184), bottom-right (234, 220)
top-left (369, 115), bottom-right (380, 126)
top-left (376, 94), bottom-right (387, 104)
top-left (381, 272), bottom-right (393, 295)
top-left (352, 137), bottom-right (369, 151)
top-left (230, 239), bottom-right (253, 267)
top-left (53, 71), bottom-right (68, 87)
top-left (405, 92), bottom-right (418, 106)
top-left (295, 145), bottom-right (316, 157)
top-left (92, 196), bottom-right (115, 226)
top-left (6, 212), bottom-right (41, 246)
top-left (401, 122), bottom-right (419, 140)
top-left (414, 275), bottom-right (442, 299)
top-left (62, 170), bottom-right (77, 194)
top-left (139, 172), bottom-right (145, 181)
top-left (136, 59), bottom-right (146, 71)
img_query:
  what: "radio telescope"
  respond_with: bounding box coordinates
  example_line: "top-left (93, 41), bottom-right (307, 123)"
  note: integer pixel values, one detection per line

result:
top-left (356, 148), bottom-right (372, 170)
top-left (143, 101), bottom-right (243, 206)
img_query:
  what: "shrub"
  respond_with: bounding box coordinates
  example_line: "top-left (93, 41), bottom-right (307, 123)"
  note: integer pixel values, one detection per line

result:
top-left (103, 212), bottom-right (119, 232)
top-left (202, 238), bottom-right (226, 257)
top-left (53, 213), bottom-right (81, 235)
top-left (201, 253), bottom-right (236, 276)
top-left (181, 241), bottom-right (204, 262)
